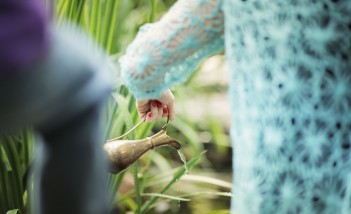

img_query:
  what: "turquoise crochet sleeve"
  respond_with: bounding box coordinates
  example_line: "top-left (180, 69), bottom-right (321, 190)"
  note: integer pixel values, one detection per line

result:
top-left (120, 0), bottom-right (224, 100)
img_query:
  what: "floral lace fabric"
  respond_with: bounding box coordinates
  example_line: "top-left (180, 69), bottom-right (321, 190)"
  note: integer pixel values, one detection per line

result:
top-left (120, 0), bottom-right (351, 213)
top-left (120, 0), bottom-right (224, 100)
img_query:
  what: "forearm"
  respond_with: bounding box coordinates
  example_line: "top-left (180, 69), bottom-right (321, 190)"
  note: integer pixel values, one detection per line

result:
top-left (120, 0), bottom-right (224, 100)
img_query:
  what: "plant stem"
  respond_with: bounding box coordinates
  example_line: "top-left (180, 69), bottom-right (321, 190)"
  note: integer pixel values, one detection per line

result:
top-left (133, 163), bottom-right (141, 214)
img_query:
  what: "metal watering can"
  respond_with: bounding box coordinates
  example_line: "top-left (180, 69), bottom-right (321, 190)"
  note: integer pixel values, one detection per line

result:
top-left (104, 118), bottom-right (181, 174)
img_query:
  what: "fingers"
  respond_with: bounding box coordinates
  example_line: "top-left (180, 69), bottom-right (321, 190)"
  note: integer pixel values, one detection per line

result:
top-left (161, 104), bottom-right (169, 118)
top-left (144, 101), bottom-right (163, 123)
top-left (157, 103), bottom-right (164, 119)
top-left (157, 89), bottom-right (175, 121)
top-left (137, 89), bottom-right (175, 123)
top-left (136, 99), bottom-right (151, 120)
top-left (144, 112), bottom-right (153, 122)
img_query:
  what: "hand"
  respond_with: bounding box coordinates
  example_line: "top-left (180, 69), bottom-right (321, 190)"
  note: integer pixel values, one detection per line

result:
top-left (136, 89), bottom-right (175, 123)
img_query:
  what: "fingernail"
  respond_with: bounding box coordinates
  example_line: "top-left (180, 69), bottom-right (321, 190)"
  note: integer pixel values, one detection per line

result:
top-left (152, 102), bottom-right (157, 107)
top-left (163, 108), bottom-right (168, 114)
top-left (147, 112), bottom-right (152, 117)
top-left (157, 102), bottom-right (162, 108)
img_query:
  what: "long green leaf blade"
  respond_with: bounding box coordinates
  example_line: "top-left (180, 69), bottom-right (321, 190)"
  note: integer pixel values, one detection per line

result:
top-left (140, 151), bottom-right (206, 213)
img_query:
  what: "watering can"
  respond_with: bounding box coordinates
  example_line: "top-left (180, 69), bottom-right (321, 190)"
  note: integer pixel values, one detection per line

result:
top-left (104, 118), bottom-right (181, 174)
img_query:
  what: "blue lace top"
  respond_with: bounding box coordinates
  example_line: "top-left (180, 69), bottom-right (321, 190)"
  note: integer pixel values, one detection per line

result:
top-left (120, 0), bottom-right (351, 213)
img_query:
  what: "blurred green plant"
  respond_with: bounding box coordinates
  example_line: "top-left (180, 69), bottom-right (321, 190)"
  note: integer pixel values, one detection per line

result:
top-left (0, 1), bottom-right (231, 213)
top-left (0, 131), bottom-right (34, 214)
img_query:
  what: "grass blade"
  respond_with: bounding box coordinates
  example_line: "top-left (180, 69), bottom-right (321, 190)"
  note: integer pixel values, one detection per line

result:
top-left (140, 151), bottom-right (206, 213)
top-left (0, 137), bottom-right (24, 210)
top-left (141, 193), bottom-right (190, 202)
top-left (133, 163), bottom-right (141, 214)
top-left (205, 210), bottom-right (230, 214)
top-left (180, 175), bottom-right (232, 190)
top-left (180, 191), bottom-right (232, 198)
top-left (6, 209), bottom-right (22, 214)
top-left (148, 0), bottom-right (158, 22)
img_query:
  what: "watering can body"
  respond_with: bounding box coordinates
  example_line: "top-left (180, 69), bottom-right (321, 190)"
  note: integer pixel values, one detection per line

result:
top-left (104, 129), bottom-right (181, 174)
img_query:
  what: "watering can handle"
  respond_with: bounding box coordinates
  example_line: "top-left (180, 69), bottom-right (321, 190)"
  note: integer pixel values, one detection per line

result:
top-left (107, 116), bottom-right (170, 142)
top-left (162, 116), bottom-right (170, 130)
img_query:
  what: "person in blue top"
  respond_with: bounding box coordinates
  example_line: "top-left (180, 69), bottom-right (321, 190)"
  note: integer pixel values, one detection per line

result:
top-left (120, 0), bottom-right (351, 213)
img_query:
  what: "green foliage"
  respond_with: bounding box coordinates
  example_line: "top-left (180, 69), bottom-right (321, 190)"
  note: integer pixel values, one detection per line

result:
top-left (140, 151), bottom-right (205, 213)
top-left (206, 210), bottom-right (230, 214)
top-left (6, 209), bottom-right (22, 214)
top-left (0, 131), bottom-right (34, 214)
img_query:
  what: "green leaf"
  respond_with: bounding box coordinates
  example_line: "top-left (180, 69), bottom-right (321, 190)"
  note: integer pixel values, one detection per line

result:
top-left (140, 151), bottom-right (206, 213)
top-left (170, 118), bottom-right (203, 153)
top-left (6, 209), bottom-right (22, 214)
top-left (179, 175), bottom-right (232, 190)
top-left (149, 151), bottom-right (172, 172)
top-left (0, 137), bottom-right (25, 210)
top-left (181, 191), bottom-right (232, 198)
top-left (133, 163), bottom-right (141, 214)
top-left (205, 210), bottom-right (230, 214)
top-left (148, 0), bottom-right (158, 22)
top-left (141, 193), bottom-right (190, 202)
top-left (112, 93), bottom-right (136, 139)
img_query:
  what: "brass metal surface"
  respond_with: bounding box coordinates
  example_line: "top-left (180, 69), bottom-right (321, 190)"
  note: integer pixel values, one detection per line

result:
top-left (104, 128), bottom-right (181, 174)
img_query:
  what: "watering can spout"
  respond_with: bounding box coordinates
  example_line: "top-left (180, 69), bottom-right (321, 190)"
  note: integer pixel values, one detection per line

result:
top-left (169, 140), bottom-right (181, 150)
top-left (151, 129), bottom-right (181, 150)
top-left (104, 128), bottom-right (181, 174)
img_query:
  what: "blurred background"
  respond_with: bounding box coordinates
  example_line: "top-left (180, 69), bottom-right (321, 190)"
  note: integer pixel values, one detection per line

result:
top-left (0, 0), bottom-right (232, 213)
